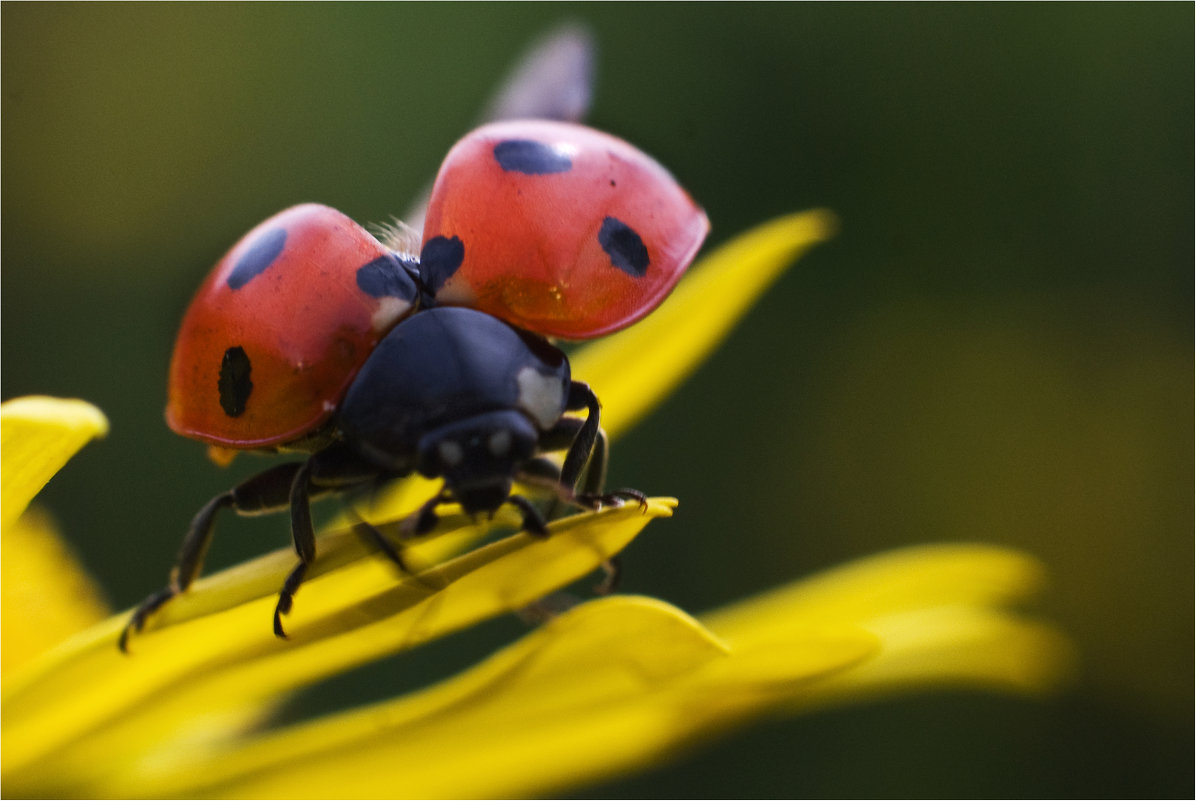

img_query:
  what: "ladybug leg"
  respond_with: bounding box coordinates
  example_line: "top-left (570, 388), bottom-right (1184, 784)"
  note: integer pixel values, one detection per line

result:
top-left (405, 489), bottom-right (451, 537)
top-left (513, 457), bottom-right (623, 596)
top-left (273, 449), bottom-right (384, 639)
top-left (506, 494), bottom-right (549, 537)
top-left (594, 557), bottom-right (623, 595)
top-left (533, 417), bottom-right (605, 496)
top-left (557, 383), bottom-right (645, 510)
top-left (119, 462), bottom-right (308, 652)
top-left (559, 381), bottom-right (602, 490)
top-left (538, 395), bottom-right (646, 514)
top-left (350, 517), bottom-right (411, 573)
top-left (273, 458), bottom-right (318, 639)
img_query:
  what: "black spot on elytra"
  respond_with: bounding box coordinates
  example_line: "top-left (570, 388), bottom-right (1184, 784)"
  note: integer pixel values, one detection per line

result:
top-left (493, 139), bottom-right (573, 175)
top-left (598, 217), bottom-right (649, 277)
top-left (356, 254), bottom-right (418, 302)
top-left (227, 227), bottom-right (286, 290)
top-left (218, 346), bottom-right (253, 417)
top-left (419, 235), bottom-right (465, 294)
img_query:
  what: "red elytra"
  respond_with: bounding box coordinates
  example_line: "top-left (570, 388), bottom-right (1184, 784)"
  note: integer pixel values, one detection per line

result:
top-left (420, 120), bottom-right (709, 340)
top-left (166, 203), bottom-right (418, 450)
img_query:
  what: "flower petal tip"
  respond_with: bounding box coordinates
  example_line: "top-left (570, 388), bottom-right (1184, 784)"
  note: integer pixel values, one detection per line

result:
top-left (0, 396), bottom-right (110, 438)
top-left (1, 396), bottom-right (109, 531)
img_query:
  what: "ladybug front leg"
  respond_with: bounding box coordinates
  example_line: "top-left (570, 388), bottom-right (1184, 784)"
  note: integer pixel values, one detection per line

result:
top-left (119, 461), bottom-right (306, 652)
top-left (540, 390), bottom-right (646, 510)
top-left (559, 381), bottom-right (601, 490)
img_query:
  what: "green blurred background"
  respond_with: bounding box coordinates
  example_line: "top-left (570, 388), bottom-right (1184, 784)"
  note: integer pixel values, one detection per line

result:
top-left (3, 4), bottom-right (1191, 797)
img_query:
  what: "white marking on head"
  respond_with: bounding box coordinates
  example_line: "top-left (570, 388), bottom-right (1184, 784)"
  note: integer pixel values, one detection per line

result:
top-left (516, 366), bottom-right (564, 429)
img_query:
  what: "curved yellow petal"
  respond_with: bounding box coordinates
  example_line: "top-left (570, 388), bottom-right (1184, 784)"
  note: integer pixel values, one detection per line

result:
top-left (572, 210), bottom-right (837, 438)
top-left (130, 596), bottom-right (729, 797)
top-left (795, 606), bottom-right (1075, 706)
top-left (0, 396), bottom-right (109, 531)
top-left (702, 542), bottom-right (1048, 642)
top-left (120, 596), bottom-right (874, 799)
top-left (1, 498), bottom-right (675, 794)
top-left (1, 506), bottom-right (111, 676)
top-left (0, 397), bottom-right (111, 676)
top-left (703, 543), bottom-right (1074, 701)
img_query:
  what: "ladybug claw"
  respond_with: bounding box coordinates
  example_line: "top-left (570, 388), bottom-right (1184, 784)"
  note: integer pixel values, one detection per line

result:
top-left (273, 610), bottom-right (289, 640)
top-left (575, 488), bottom-right (647, 511)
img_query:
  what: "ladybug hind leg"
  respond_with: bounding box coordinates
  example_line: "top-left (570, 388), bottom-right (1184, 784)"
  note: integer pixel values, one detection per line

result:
top-left (119, 461), bottom-right (310, 652)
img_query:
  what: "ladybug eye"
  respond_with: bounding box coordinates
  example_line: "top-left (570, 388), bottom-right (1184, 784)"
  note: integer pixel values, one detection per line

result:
top-left (492, 139), bottom-right (574, 175)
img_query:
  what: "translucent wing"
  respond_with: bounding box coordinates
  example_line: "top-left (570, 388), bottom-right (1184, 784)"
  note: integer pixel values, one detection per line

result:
top-left (477, 22), bottom-right (595, 125)
top-left (401, 24), bottom-right (596, 233)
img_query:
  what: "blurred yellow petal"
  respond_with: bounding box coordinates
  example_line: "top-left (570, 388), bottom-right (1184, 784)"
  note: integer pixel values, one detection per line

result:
top-left (1, 397), bottom-right (111, 675)
top-left (703, 542), bottom-right (1048, 639)
top-left (1, 396), bottom-right (109, 530)
top-left (1, 498), bottom-right (675, 794)
top-left (703, 543), bottom-right (1075, 705)
top-left (798, 606), bottom-right (1074, 706)
top-left (572, 209), bottom-right (837, 438)
top-left (1, 505), bottom-right (111, 675)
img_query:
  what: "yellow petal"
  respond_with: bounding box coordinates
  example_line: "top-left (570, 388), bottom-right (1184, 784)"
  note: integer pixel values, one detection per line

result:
top-left (794, 606), bottom-right (1075, 707)
top-left (572, 210), bottom-right (837, 438)
top-left (0, 397), bottom-right (111, 676)
top-left (703, 543), bottom-right (1074, 701)
top-left (1, 505), bottom-right (111, 676)
top-left (1, 396), bottom-right (109, 531)
top-left (125, 596), bottom-right (874, 799)
top-left (1, 498), bottom-right (675, 793)
top-left (702, 542), bottom-right (1048, 643)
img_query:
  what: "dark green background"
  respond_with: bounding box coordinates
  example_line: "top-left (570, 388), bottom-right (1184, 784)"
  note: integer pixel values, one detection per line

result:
top-left (3, 4), bottom-right (1191, 797)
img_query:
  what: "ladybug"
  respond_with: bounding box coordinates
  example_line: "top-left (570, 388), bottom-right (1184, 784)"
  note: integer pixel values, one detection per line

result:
top-left (419, 119), bottom-right (709, 340)
top-left (121, 304), bottom-right (632, 649)
top-left (120, 122), bottom-right (706, 651)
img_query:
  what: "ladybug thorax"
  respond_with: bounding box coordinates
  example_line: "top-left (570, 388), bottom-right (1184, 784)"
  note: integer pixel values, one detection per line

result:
top-left (335, 307), bottom-right (570, 486)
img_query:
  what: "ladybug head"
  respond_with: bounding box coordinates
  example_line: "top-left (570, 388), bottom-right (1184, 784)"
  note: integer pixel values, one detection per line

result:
top-left (415, 410), bottom-right (539, 515)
